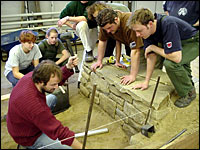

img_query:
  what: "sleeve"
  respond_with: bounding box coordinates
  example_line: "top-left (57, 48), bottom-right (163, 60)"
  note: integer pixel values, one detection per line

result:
top-left (57, 39), bottom-right (66, 54)
top-left (143, 39), bottom-right (155, 51)
top-left (8, 50), bottom-right (20, 67)
top-left (98, 28), bottom-right (109, 41)
top-left (33, 44), bottom-right (43, 60)
top-left (162, 22), bottom-right (182, 54)
top-left (59, 65), bottom-right (74, 86)
top-left (129, 31), bottom-right (144, 49)
top-left (32, 109), bottom-right (75, 146)
top-left (38, 40), bottom-right (45, 56)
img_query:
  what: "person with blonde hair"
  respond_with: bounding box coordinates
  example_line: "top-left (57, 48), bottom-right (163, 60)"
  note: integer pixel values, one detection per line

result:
top-left (127, 8), bottom-right (199, 108)
top-left (4, 30), bottom-right (42, 87)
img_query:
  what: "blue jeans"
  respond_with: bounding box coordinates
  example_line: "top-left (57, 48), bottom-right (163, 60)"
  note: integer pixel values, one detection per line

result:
top-left (25, 94), bottom-right (72, 149)
top-left (6, 65), bottom-right (34, 87)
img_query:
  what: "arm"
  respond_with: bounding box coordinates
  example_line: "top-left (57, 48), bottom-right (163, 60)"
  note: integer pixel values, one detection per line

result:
top-left (114, 41), bottom-right (126, 68)
top-left (12, 67), bottom-right (24, 79)
top-left (132, 53), bottom-right (157, 90)
top-left (71, 138), bottom-right (85, 149)
top-left (32, 59), bottom-right (39, 67)
top-left (91, 40), bottom-right (107, 72)
top-left (55, 50), bottom-right (70, 65)
top-left (57, 16), bottom-right (87, 28)
top-left (145, 45), bottom-right (182, 63)
top-left (120, 48), bottom-right (140, 85)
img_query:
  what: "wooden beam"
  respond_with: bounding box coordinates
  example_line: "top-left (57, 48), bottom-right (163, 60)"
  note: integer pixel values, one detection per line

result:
top-left (1, 93), bottom-right (10, 101)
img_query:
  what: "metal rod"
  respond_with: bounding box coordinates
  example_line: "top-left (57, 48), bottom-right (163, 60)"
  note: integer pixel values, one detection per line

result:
top-left (160, 129), bottom-right (187, 148)
top-left (1, 19), bottom-right (59, 26)
top-left (144, 76), bottom-right (160, 125)
top-left (1, 12), bottom-right (60, 18)
top-left (82, 84), bottom-right (97, 149)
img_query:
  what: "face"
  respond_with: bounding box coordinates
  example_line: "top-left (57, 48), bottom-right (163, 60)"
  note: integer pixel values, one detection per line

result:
top-left (41, 74), bottom-right (60, 93)
top-left (22, 41), bottom-right (34, 53)
top-left (131, 23), bottom-right (152, 39)
top-left (102, 18), bottom-right (119, 34)
top-left (47, 32), bottom-right (58, 45)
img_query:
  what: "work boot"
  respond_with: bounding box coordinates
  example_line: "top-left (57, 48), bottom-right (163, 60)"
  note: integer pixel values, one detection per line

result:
top-left (174, 87), bottom-right (196, 108)
top-left (85, 50), bottom-right (94, 62)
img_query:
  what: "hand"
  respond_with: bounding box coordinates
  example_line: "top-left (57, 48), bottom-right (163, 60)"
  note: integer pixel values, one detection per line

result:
top-left (120, 75), bottom-right (136, 85)
top-left (66, 55), bottom-right (78, 69)
top-left (91, 61), bottom-right (103, 72)
top-left (132, 81), bottom-right (149, 90)
top-left (57, 18), bottom-right (67, 27)
top-left (114, 62), bottom-right (126, 69)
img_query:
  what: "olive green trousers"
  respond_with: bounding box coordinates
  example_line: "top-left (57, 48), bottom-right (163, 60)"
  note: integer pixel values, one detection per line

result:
top-left (163, 31), bottom-right (199, 97)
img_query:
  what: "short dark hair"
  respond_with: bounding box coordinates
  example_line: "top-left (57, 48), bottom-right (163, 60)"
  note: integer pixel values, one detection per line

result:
top-left (46, 27), bottom-right (58, 36)
top-left (96, 8), bottom-right (118, 27)
top-left (32, 60), bottom-right (62, 86)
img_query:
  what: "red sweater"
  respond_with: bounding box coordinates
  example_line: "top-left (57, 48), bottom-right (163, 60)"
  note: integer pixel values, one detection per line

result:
top-left (7, 65), bottom-right (75, 146)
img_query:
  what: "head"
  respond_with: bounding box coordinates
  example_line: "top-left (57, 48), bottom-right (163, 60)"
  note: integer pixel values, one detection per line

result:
top-left (127, 8), bottom-right (155, 39)
top-left (96, 8), bottom-right (119, 34)
top-left (19, 30), bottom-right (36, 53)
top-left (46, 27), bottom-right (59, 45)
top-left (87, 2), bottom-right (112, 21)
top-left (32, 60), bottom-right (62, 93)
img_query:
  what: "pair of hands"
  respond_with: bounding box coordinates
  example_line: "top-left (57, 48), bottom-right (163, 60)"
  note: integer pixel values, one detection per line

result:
top-left (91, 61), bottom-right (148, 90)
top-left (66, 55), bottom-right (78, 70)
top-left (57, 18), bottom-right (77, 30)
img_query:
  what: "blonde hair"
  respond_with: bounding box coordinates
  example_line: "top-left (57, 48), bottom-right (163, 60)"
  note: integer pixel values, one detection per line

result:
top-left (87, 2), bottom-right (112, 21)
top-left (127, 8), bottom-right (154, 28)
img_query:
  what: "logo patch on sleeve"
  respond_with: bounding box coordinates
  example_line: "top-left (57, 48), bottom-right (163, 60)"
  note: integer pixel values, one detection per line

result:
top-left (129, 41), bottom-right (136, 49)
top-left (166, 42), bottom-right (172, 48)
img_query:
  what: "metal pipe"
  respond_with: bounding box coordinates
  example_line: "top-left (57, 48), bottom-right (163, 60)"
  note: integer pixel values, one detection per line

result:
top-left (1, 12), bottom-right (60, 18)
top-left (1, 19), bottom-right (59, 26)
top-left (75, 128), bottom-right (109, 138)
top-left (82, 84), bottom-right (97, 149)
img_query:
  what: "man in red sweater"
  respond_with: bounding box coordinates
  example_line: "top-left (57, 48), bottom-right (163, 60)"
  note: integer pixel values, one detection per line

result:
top-left (6, 56), bottom-right (84, 149)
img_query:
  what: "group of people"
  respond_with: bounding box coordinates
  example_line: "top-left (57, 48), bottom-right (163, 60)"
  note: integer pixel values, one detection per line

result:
top-left (5, 1), bottom-right (199, 149)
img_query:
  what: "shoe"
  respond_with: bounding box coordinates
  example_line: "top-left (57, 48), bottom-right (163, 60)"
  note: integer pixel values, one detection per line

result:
top-left (174, 87), bottom-right (196, 108)
top-left (85, 50), bottom-right (94, 62)
top-left (77, 81), bottom-right (80, 89)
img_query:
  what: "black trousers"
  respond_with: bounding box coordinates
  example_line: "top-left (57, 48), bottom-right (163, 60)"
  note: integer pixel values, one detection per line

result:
top-left (104, 38), bottom-right (131, 57)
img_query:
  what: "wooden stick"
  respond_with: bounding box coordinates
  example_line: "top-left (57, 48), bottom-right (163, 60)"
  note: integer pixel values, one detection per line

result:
top-left (82, 84), bottom-right (97, 149)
